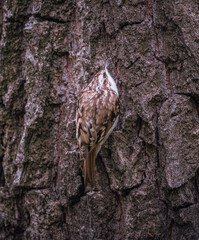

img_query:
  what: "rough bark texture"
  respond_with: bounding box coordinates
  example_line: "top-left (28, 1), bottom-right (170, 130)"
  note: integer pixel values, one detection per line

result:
top-left (0, 0), bottom-right (199, 239)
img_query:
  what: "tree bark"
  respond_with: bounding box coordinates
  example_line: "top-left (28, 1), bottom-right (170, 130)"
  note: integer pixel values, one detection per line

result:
top-left (0, 0), bottom-right (199, 239)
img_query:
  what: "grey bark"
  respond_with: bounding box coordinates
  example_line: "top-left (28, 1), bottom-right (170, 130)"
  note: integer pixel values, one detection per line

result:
top-left (0, 0), bottom-right (199, 239)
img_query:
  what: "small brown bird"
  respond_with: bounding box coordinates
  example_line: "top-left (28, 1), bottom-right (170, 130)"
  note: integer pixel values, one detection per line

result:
top-left (76, 59), bottom-right (120, 187)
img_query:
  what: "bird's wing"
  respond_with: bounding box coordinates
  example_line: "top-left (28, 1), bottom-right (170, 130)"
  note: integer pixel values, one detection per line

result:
top-left (76, 88), bottom-right (119, 151)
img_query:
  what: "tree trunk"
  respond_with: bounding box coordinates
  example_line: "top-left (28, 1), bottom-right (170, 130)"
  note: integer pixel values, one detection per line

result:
top-left (0, 0), bottom-right (199, 239)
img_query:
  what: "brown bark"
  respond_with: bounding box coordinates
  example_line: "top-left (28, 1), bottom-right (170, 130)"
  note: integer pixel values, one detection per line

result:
top-left (0, 0), bottom-right (199, 239)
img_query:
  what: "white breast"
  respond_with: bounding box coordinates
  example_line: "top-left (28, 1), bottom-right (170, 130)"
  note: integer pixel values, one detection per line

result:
top-left (105, 66), bottom-right (119, 96)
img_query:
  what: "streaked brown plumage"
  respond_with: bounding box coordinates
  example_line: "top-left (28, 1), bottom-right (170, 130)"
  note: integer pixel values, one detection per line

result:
top-left (76, 60), bottom-right (120, 187)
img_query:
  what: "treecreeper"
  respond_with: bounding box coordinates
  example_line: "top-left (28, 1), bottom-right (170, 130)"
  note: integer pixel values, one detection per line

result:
top-left (76, 59), bottom-right (120, 189)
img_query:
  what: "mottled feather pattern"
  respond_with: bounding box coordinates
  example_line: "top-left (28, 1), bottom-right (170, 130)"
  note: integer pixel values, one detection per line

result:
top-left (76, 67), bottom-right (120, 187)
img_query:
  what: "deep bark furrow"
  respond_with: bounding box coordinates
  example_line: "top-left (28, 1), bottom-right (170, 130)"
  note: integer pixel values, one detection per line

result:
top-left (0, 0), bottom-right (199, 239)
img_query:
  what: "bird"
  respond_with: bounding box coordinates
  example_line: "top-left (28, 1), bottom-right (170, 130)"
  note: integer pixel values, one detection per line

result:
top-left (76, 58), bottom-right (120, 188)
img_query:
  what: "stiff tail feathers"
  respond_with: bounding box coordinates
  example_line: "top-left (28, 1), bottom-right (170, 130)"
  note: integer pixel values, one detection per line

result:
top-left (83, 147), bottom-right (97, 187)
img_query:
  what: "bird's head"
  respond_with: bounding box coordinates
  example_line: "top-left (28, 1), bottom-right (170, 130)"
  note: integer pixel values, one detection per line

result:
top-left (103, 57), bottom-right (112, 71)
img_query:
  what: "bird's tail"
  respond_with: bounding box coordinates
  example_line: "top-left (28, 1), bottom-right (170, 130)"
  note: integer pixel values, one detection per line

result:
top-left (83, 147), bottom-right (98, 187)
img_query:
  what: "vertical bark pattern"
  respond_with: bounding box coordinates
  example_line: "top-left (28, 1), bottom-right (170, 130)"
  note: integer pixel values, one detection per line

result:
top-left (0, 0), bottom-right (199, 239)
